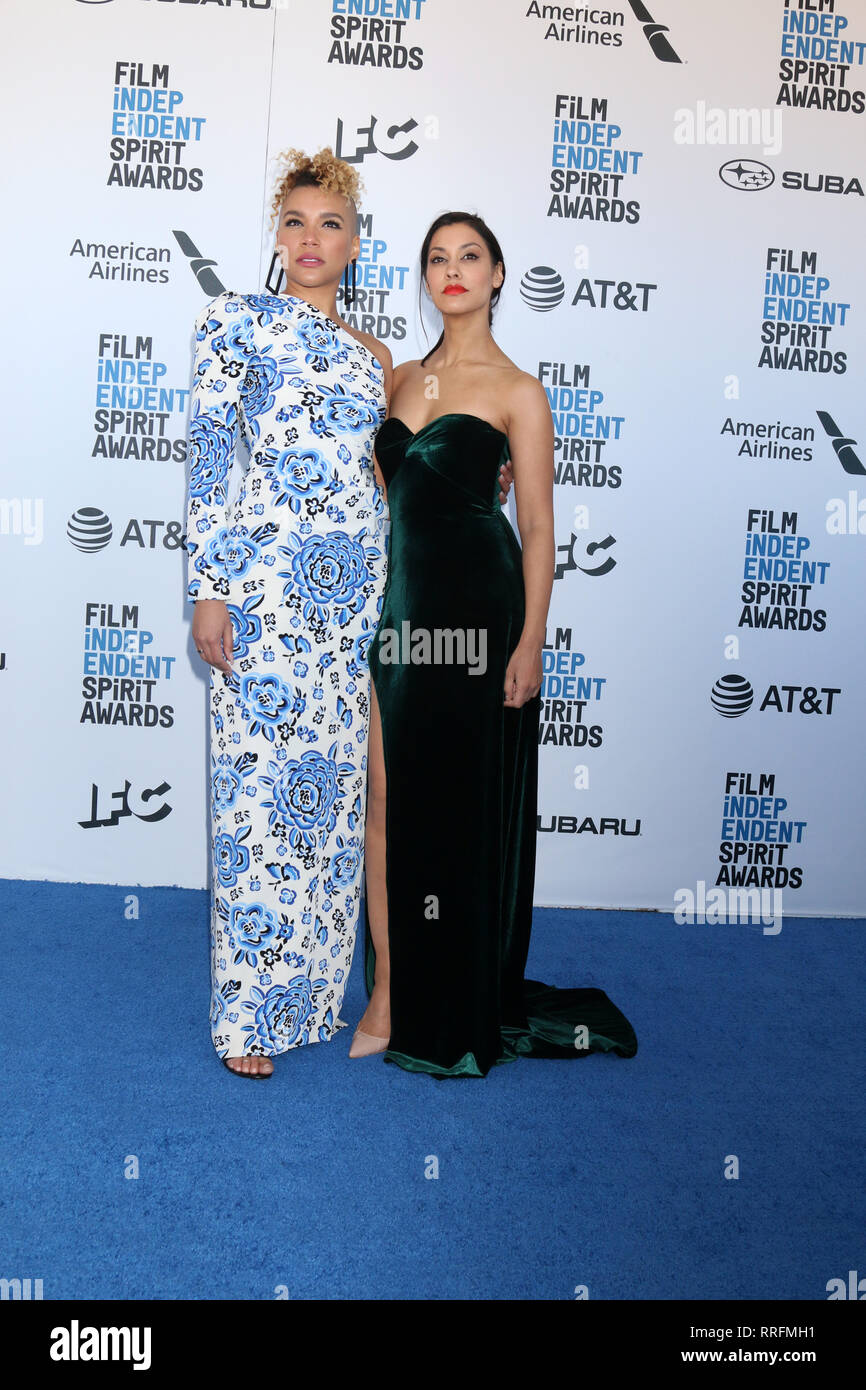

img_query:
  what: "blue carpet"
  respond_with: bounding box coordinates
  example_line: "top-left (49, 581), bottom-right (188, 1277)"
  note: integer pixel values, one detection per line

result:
top-left (0, 879), bottom-right (862, 1300)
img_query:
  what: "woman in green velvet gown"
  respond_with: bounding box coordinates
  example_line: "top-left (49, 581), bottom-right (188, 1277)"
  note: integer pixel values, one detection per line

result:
top-left (354, 212), bottom-right (637, 1077)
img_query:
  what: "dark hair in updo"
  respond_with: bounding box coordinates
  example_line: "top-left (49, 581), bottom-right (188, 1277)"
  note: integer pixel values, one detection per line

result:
top-left (418, 211), bottom-right (505, 366)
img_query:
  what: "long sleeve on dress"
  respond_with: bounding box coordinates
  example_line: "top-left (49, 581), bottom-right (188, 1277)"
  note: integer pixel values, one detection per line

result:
top-left (185, 292), bottom-right (246, 601)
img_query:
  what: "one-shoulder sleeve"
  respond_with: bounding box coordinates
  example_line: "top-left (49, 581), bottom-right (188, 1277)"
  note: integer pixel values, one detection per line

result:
top-left (185, 292), bottom-right (247, 601)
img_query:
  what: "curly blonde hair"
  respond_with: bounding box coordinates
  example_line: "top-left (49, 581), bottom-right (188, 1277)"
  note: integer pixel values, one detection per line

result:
top-left (269, 147), bottom-right (364, 227)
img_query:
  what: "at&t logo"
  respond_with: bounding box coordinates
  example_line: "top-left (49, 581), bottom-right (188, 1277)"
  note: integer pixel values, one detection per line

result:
top-left (67, 507), bottom-right (185, 553)
top-left (520, 267), bottom-right (565, 311)
top-left (711, 675), bottom-right (840, 718)
top-left (520, 263), bottom-right (656, 314)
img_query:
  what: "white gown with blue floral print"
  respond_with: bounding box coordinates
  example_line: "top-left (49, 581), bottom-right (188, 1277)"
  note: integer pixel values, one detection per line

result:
top-left (185, 290), bottom-right (386, 1059)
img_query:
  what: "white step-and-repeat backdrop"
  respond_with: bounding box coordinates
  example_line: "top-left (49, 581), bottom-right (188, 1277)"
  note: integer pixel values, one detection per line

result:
top-left (2, 0), bottom-right (864, 916)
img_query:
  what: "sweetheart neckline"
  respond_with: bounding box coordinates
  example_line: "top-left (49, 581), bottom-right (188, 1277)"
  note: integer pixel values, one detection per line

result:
top-left (382, 411), bottom-right (508, 441)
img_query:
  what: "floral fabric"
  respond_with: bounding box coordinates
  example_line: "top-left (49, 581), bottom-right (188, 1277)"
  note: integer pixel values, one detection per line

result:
top-left (186, 291), bottom-right (386, 1057)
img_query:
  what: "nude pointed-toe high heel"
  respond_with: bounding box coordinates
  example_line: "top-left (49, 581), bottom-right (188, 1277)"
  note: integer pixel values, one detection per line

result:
top-left (348, 1027), bottom-right (389, 1058)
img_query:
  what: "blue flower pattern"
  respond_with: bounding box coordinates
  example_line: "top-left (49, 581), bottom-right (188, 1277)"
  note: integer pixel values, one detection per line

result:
top-left (186, 291), bottom-right (387, 1060)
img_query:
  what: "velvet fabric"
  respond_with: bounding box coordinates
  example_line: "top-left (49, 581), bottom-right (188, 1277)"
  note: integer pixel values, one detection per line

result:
top-left (365, 413), bottom-right (637, 1077)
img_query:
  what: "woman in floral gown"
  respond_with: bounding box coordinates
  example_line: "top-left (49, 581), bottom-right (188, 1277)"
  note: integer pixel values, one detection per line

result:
top-left (186, 149), bottom-right (393, 1077)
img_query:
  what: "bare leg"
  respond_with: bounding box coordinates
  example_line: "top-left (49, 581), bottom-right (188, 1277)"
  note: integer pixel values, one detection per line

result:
top-left (359, 675), bottom-right (391, 1037)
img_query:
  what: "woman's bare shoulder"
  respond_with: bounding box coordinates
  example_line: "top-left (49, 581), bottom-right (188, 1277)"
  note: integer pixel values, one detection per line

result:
top-left (500, 368), bottom-right (551, 432)
top-left (391, 357), bottom-right (424, 383)
top-left (503, 365), bottom-right (548, 406)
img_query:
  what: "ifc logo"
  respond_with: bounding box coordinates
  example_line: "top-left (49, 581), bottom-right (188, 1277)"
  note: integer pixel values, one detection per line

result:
top-left (68, 507), bottom-right (113, 553)
top-left (711, 674), bottom-right (754, 718)
top-left (520, 266), bottom-right (565, 312)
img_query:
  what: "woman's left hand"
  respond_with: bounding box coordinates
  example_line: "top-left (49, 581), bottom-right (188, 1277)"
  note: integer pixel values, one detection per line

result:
top-left (503, 641), bottom-right (543, 708)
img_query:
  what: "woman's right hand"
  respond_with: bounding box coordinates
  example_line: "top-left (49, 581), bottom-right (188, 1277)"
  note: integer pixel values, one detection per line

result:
top-left (192, 599), bottom-right (234, 675)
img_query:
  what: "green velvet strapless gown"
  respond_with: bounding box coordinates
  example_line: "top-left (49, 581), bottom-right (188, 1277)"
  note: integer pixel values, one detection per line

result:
top-left (365, 412), bottom-right (637, 1077)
